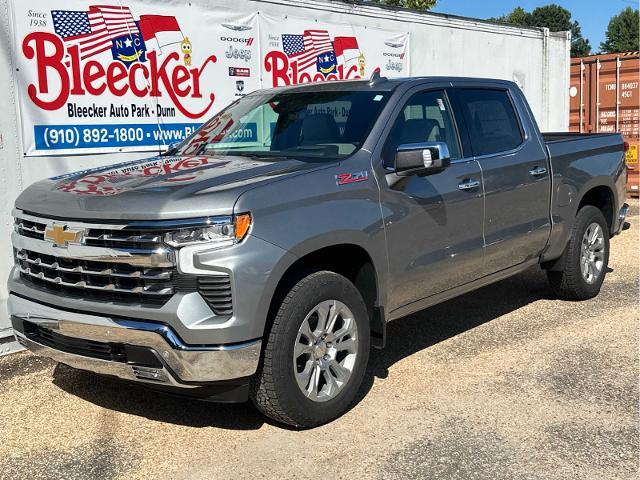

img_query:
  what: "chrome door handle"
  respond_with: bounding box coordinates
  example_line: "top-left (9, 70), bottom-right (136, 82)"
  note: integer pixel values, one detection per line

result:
top-left (529, 166), bottom-right (547, 176)
top-left (458, 179), bottom-right (480, 191)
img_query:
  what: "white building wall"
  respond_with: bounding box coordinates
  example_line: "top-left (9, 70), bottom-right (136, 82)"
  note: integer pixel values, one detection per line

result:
top-left (0, 0), bottom-right (570, 348)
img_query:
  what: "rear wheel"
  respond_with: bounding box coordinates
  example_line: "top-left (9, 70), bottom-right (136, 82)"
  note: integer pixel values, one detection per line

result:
top-left (250, 271), bottom-right (370, 428)
top-left (547, 205), bottom-right (610, 300)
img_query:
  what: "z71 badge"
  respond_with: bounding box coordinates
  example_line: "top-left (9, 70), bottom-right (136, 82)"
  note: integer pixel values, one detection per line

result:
top-left (335, 170), bottom-right (369, 186)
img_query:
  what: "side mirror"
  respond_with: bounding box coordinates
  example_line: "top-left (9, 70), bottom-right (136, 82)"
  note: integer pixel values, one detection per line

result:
top-left (395, 141), bottom-right (451, 176)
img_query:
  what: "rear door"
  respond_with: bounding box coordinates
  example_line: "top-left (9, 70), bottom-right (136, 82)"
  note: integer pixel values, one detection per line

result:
top-left (451, 86), bottom-right (551, 273)
top-left (377, 87), bottom-right (485, 311)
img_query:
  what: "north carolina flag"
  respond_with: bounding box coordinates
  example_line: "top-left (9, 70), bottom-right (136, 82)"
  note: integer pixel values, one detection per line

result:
top-left (333, 36), bottom-right (359, 57)
top-left (139, 14), bottom-right (182, 46)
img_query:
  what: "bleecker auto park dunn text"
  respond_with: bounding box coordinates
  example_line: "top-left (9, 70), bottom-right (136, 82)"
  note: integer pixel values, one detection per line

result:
top-left (23, 32), bottom-right (217, 118)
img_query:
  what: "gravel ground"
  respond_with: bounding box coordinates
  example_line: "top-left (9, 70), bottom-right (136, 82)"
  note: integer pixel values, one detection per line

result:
top-left (1, 200), bottom-right (638, 480)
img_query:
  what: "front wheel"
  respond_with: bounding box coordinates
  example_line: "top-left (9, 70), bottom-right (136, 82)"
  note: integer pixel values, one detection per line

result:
top-left (547, 205), bottom-right (610, 300)
top-left (250, 271), bottom-right (370, 427)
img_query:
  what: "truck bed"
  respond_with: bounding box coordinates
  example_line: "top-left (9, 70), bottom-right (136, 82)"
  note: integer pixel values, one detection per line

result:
top-left (542, 132), bottom-right (621, 143)
top-left (543, 132), bottom-right (624, 162)
top-left (542, 132), bottom-right (623, 165)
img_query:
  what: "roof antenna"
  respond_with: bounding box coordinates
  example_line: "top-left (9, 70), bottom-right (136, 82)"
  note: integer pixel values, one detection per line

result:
top-left (369, 69), bottom-right (386, 86)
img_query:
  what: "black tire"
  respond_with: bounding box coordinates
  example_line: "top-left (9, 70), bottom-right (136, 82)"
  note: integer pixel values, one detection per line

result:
top-left (250, 271), bottom-right (370, 428)
top-left (547, 205), bottom-right (610, 300)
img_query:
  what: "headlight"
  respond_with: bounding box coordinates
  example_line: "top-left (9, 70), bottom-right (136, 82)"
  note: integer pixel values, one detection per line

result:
top-left (164, 213), bottom-right (251, 247)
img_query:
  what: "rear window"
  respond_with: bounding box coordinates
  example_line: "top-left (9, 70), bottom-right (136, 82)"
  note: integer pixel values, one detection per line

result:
top-left (457, 89), bottom-right (524, 156)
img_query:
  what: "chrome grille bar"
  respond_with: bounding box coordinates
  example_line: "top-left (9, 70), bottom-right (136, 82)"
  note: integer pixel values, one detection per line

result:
top-left (15, 247), bottom-right (176, 300)
top-left (18, 265), bottom-right (173, 296)
top-left (84, 233), bottom-right (163, 244)
top-left (15, 218), bottom-right (47, 241)
top-left (12, 232), bottom-right (174, 268)
top-left (15, 251), bottom-right (171, 279)
top-left (13, 210), bottom-right (172, 254)
top-left (17, 224), bottom-right (46, 234)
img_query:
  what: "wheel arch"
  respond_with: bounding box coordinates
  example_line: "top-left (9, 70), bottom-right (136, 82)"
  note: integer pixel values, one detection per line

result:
top-left (263, 241), bottom-right (386, 349)
top-left (577, 183), bottom-right (615, 233)
top-left (543, 181), bottom-right (615, 271)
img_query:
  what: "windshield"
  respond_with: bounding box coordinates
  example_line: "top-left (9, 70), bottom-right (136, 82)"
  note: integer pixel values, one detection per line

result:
top-left (174, 90), bottom-right (390, 161)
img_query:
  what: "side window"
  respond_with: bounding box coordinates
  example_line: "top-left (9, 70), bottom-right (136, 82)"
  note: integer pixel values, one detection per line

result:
top-left (457, 89), bottom-right (524, 156)
top-left (384, 90), bottom-right (461, 167)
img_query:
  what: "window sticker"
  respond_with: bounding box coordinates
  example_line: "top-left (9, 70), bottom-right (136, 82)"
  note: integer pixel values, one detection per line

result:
top-left (437, 98), bottom-right (446, 111)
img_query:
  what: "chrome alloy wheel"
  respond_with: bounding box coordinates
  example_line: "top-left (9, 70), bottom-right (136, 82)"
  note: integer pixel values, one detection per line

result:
top-left (293, 300), bottom-right (359, 402)
top-left (580, 222), bottom-right (606, 284)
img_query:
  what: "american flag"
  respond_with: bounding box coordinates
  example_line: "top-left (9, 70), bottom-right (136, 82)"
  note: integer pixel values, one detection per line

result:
top-left (282, 30), bottom-right (333, 71)
top-left (52, 5), bottom-right (140, 61)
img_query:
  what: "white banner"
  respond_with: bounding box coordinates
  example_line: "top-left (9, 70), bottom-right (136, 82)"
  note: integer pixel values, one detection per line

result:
top-left (259, 14), bottom-right (410, 88)
top-left (11, 2), bottom-right (409, 156)
top-left (13, 2), bottom-right (260, 156)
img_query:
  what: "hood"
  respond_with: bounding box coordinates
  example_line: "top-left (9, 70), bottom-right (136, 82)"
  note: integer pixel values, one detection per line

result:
top-left (15, 154), bottom-right (331, 221)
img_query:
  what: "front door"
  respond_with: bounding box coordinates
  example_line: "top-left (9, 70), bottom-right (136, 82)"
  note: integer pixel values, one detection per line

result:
top-left (378, 88), bottom-right (485, 312)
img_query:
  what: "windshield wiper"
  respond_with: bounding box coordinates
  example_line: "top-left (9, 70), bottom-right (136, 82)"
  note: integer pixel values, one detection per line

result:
top-left (200, 150), bottom-right (289, 161)
top-left (231, 152), bottom-right (288, 160)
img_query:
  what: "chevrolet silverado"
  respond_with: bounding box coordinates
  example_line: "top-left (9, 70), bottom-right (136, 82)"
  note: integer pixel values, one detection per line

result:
top-left (8, 76), bottom-right (629, 427)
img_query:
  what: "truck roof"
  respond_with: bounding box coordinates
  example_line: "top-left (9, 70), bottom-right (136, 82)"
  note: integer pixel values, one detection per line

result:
top-left (257, 76), bottom-right (518, 95)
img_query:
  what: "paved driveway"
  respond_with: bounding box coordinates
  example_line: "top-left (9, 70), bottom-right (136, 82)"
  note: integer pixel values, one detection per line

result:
top-left (1, 200), bottom-right (638, 480)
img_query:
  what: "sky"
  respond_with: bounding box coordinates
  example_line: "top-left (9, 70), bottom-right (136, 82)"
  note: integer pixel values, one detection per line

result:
top-left (432, 0), bottom-right (637, 53)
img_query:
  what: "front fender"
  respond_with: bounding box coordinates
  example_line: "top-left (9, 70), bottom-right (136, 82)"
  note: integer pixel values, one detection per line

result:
top-left (233, 159), bottom-right (389, 317)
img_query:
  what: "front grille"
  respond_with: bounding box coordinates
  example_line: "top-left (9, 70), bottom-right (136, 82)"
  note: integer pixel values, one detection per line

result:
top-left (198, 276), bottom-right (233, 315)
top-left (15, 217), bottom-right (46, 240)
top-left (13, 214), bottom-right (233, 315)
top-left (83, 229), bottom-right (165, 250)
top-left (16, 249), bottom-right (177, 304)
top-left (14, 216), bottom-right (166, 251)
top-left (23, 320), bottom-right (125, 361)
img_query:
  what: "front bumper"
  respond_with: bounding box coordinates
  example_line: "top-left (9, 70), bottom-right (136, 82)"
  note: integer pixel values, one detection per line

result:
top-left (9, 294), bottom-right (261, 388)
top-left (8, 230), bottom-right (294, 346)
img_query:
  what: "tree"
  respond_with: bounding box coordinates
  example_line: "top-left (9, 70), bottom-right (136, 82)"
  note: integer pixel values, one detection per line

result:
top-left (489, 6), bottom-right (530, 25)
top-left (489, 4), bottom-right (591, 57)
top-left (566, 21), bottom-right (591, 57)
top-left (528, 4), bottom-right (572, 32)
top-left (571, 36), bottom-right (591, 57)
top-left (600, 7), bottom-right (640, 53)
top-left (370, 0), bottom-right (437, 11)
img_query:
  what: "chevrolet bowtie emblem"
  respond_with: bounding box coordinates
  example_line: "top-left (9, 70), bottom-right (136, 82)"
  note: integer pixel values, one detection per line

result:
top-left (44, 224), bottom-right (83, 247)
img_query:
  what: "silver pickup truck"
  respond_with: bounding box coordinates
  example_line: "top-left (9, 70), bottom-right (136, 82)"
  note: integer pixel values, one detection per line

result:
top-left (8, 76), bottom-right (628, 427)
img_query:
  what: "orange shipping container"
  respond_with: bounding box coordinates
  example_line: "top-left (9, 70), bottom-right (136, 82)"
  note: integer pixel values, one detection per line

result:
top-left (570, 52), bottom-right (640, 196)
